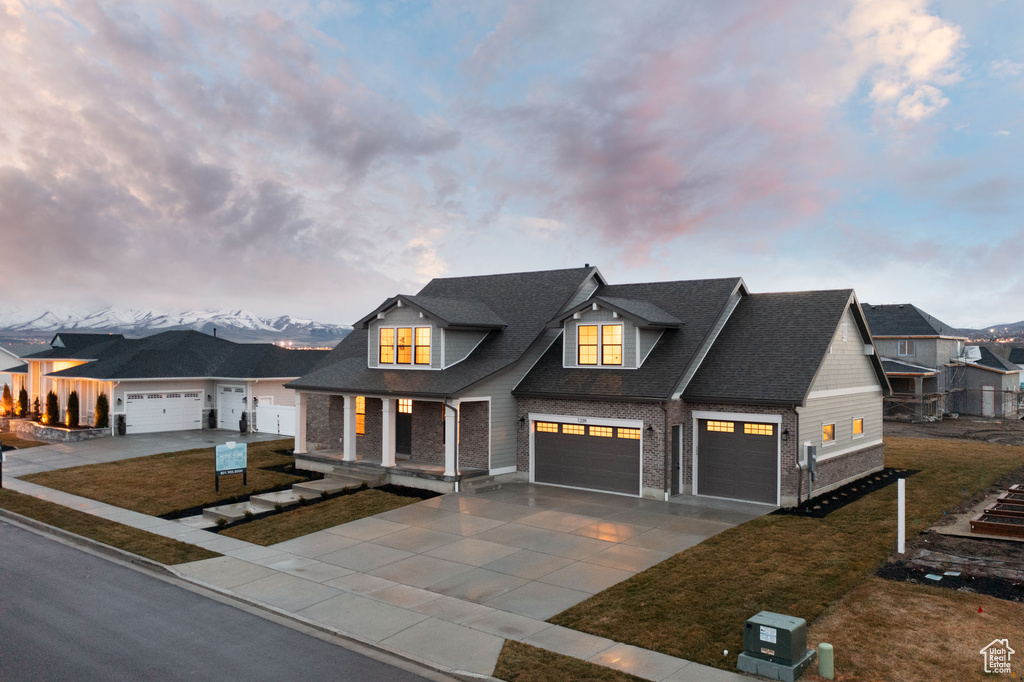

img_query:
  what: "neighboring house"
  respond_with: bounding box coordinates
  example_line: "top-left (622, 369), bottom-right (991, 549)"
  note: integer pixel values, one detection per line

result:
top-left (863, 304), bottom-right (1021, 418)
top-left (20, 331), bottom-right (327, 434)
top-left (0, 346), bottom-right (26, 402)
top-left (1009, 348), bottom-right (1024, 389)
top-left (290, 267), bottom-right (889, 506)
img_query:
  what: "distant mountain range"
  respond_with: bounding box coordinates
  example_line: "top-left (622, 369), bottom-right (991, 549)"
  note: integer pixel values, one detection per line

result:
top-left (960, 321), bottom-right (1024, 339)
top-left (0, 307), bottom-right (352, 346)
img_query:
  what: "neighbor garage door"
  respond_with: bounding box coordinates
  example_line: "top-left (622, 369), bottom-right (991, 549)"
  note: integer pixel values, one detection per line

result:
top-left (534, 421), bottom-right (641, 495)
top-left (218, 386), bottom-right (246, 429)
top-left (696, 419), bottom-right (777, 504)
top-left (124, 392), bottom-right (202, 434)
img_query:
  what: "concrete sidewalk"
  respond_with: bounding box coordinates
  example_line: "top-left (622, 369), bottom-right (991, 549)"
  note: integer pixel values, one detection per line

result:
top-left (4, 474), bottom-right (750, 681)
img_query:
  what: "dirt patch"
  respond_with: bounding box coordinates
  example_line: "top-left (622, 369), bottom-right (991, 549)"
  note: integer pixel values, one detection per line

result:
top-left (772, 467), bottom-right (918, 518)
top-left (886, 417), bottom-right (1024, 446)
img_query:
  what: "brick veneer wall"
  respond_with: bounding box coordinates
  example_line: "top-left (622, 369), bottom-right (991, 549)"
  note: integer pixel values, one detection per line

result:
top-left (459, 401), bottom-right (489, 470)
top-left (358, 397), bottom-right (382, 457)
top-left (305, 393), bottom-right (344, 450)
top-left (516, 397), bottom-right (667, 491)
top-left (809, 442), bottom-right (885, 500)
top-left (411, 400), bottom-right (444, 464)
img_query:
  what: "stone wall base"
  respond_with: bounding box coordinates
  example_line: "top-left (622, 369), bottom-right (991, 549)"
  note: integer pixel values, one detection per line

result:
top-left (11, 419), bottom-right (110, 442)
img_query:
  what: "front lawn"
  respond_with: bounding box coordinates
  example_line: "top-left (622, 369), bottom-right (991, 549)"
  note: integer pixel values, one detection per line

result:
top-left (533, 437), bottom-right (1023, 671)
top-left (22, 438), bottom-right (304, 516)
top-left (220, 488), bottom-right (421, 545)
top-left (1, 432), bottom-right (48, 449)
top-left (0, 488), bottom-right (219, 565)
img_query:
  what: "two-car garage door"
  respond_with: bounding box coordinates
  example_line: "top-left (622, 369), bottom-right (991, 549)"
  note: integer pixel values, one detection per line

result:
top-left (696, 418), bottom-right (778, 505)
top-left (533, 420), bottom-right (642, 495)
top-left (125, 392), bottom-right (202, 434)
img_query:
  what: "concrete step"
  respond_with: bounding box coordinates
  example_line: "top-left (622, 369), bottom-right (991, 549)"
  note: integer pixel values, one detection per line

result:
top-left (202, 501), bottom-right (266, 523)
top-left (291, 475), bottom-right (377, 497)
top-left (459, 475), bottom-right (504, 495)
top-left (176, 514), bottom-right (219, 530)
top-left (249, 489), bottom-right (306, 510)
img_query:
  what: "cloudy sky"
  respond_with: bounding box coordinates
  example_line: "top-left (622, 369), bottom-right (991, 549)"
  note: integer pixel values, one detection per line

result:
top-left (1, 1), bottom-right (1021, 327)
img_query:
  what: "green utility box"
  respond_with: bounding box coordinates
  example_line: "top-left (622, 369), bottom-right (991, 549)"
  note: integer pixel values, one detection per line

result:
top-left (737, 611), bottom-right (816, 682)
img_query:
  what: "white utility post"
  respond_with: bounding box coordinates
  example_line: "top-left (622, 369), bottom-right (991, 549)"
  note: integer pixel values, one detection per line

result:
top-left (897, 477), bottom-right (906, 554)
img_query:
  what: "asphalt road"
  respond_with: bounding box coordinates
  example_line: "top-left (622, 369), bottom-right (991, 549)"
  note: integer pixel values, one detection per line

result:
top-left (0, 520), bottom-right (436, 681)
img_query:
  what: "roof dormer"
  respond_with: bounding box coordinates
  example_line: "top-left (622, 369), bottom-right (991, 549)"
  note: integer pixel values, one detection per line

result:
top-left (556, 297), bottom-right (681, 370)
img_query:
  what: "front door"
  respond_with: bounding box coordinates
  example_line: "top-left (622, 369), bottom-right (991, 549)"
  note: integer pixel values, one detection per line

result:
top-left (396, 399), bottom-right (412, 455)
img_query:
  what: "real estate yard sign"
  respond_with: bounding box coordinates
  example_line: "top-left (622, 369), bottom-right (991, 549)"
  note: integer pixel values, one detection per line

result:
top-left (215, 441), bottom-right (247, 491)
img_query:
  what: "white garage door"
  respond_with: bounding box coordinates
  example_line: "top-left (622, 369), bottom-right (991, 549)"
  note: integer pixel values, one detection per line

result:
top-left (256, 404), bottom-right (296, 436)
top-left (218, 386), bottom-right (246, 429)
top-left (125, 392), bottom-right (202, 434)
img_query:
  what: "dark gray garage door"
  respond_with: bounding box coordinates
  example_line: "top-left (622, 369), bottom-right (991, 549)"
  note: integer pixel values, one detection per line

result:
top-left (697, 419), bottom-right (777, 504)
top-left (534, 421), bottom-right (641, 495)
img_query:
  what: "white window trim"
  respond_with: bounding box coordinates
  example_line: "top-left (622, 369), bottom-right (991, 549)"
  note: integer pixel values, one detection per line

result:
top-left (691, 410), bottom-right (781, 507)
top-left (571, 321), bottom-right (627, 369)
top-left (897, 339), bottom-right (916, 356)
top-left (852, 416), bottom-right (864, 439)
top-left (376, 325), bottom-right (439, 370)
top-left (822, 422), bottom-right (837, 446)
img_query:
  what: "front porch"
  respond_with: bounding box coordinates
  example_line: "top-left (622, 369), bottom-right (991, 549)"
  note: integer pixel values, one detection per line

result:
top-left (294, 448), bottom-right (489, 494)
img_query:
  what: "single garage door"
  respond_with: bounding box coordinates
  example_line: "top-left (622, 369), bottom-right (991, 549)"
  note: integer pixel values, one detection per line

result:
top-left (125, 392), bottom-right (202, 434)
top-left (697, 419), bottom-right (777, 504)
top-left (534, 421), bottom-right (642, 495)
top-left (218, 386), bottom-right (246, 429)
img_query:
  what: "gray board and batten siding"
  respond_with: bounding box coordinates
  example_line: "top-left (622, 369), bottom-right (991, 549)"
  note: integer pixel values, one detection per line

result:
top-left (562, 307), bottom-right (638, 368)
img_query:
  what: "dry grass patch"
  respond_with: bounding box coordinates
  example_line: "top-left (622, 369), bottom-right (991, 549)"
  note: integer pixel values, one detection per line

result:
top-left (22, 438), bottom-right (302, 516)
top-left (493, 641), bottom-right (644, 682)
top-left (548, 437), bottom-right (1023, 670)
top-left (1, 431), bottom-right (48, 449)
top-left (0, 488), bottom-right (219, 565)
top-left (803, 575), bottom-right (1024, 682)
top-left (220, 488), bottom-right (420, 545)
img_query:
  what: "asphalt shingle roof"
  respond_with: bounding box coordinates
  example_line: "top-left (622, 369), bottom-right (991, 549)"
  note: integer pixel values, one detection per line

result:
top-left (975, 347), bottom-right (1020, 372)
top-left (683, 290), bottom-right (864, 405)
top-left (559, 296), bottom-right (681, 328)
top-left (24, 335), bottom-right (126, 361)
top-left (862, 303), bottom-right (964, 337)
top-left (289, 267), bottom-right (597, 397)
top-left (1008, 348), bottom-right (1024, 364)
top-left (515, 278), bottom-right (742, 401)
top-left (881, 359), bottom-right (937, 375)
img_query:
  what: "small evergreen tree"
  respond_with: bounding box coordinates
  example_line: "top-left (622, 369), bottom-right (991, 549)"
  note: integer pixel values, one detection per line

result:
top-left (32, 396), bottom-right (40, 418)
top-left (45, 391), bottom-right (59, 425)
top-left (95, 393), bottom-right (109, 429)
top-left (1, 383), bottom-right (11, 416)
top-left (16, 387), bottom-right (27, 417)
top-left (67, 390), bottom-right (79, 428)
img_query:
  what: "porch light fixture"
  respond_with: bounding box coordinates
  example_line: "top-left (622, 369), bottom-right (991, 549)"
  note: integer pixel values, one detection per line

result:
top-left (646, 425), bottom-right (654, 434)
top-left (782, 429), bottom-right (790, 442)
top-left (518, 416), bottom-right (526, 426)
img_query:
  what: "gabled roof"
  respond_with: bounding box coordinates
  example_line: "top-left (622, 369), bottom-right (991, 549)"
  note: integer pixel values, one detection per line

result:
top-left (881, 359), bottom-right (937, 376)
top-left (24, 335), bottom-right (125, 361)
top-left (356, 295), bottom-right (506, 329)
top-left (974, 347), bottom-right (1021, 373)
top-left (42, 330), bottom-right (327, 380)
top-left (1008, 348), bottom-right (1024, 364)
top-left (51, 333), bottom-right (126, 351)
top-left (290, 267), bottom-right (599, 397)
top-left (556, 296), bottom-right (681, 329)
top-left (5, 363), bottom-right (27, 374)
top-left (684, 291), bottom-right (888, 405)
top-left (515, 278), bottom-right (743, 401)
top-left (862, 303), bottom-right (965, 338)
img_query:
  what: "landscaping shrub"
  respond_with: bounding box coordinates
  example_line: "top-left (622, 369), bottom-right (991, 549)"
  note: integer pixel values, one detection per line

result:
top-left (95, 393), bottom-right (109, 428)
top-left (32, 396), bottom-right (40, 418)
top-left (1, 383), bottom-right (11, 416)
top-left (17, 387), bottom-right (28, 417)
top-left (45, 391), bottom-right (59, 425)
top-left (66, 390), bottom-right (79, 428)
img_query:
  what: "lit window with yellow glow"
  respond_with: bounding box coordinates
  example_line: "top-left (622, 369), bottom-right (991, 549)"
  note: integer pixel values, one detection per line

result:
top-left (356, 396), bottom-right (365, 435)
top-left (853, 418), bottom-right (863, 437)
top-left (602, 325), bottom-right (622, 365)
top-left (744, 423), bottom-right (774, 436)
top-left (379, 328), bottom-right (395, 364)
top-left (396, 328), bottom-right (413, 364)
top-left (590, 426), bottom-right (613, 437)
top-left (706, 421), bottom-right (734, 433)
top-left (618, 427), bottom-right (641, 440)
top-left (822, 423), bottom-right (835, 443)
top-left (536, 422), bottom-right (558, 433)
top-left (562, 424), bottom-right (585, 435)
top-left (398, 399), bottom-right (412, 414)
top-left (414, 327), bottom-right (431, 365)
top-left (578, 325), bottom-right (598, 365)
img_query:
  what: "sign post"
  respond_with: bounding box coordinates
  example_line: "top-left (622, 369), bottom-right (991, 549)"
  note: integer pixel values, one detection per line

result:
top-left (215, 441), bottom-right (247, 492)
top-left (897, 478), bottom-right (906, 554)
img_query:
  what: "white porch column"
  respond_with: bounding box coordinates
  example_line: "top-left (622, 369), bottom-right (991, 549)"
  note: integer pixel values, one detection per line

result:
top-left (342, 394), bottom-right (358, 462)
top-left (293, 392), bottom-right (307, 454)
top-left (381, 397), bottom-right (397, 467)
top-left (444, 401), bottom-right (459, 477)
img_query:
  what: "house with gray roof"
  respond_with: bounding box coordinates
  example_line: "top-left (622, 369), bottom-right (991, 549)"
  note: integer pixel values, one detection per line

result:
top-left (20, 331), bottom-right (327, 435)
top-left (290, 267), bottom-right (889, 507)
top-left (862, 304), bottom-right (1021, 418)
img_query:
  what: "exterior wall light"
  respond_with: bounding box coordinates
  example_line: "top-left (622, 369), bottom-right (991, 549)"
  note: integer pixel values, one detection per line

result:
top-left (782, 429), bottom-right (790, 442)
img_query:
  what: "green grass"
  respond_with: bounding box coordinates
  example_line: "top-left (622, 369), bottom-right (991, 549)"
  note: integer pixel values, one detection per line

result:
top-left (541, 437), bottom-right (1023, 670)
top-left (493, 641), bottom-right (644, 682)
top-left (0, 488), bottom-right (219, 565)
top-left (1, 431), bottom-right (48, 449)
top-left (221, 488), bottom-right (420, 545)
top-left (22, 438), bottom-right (303, 516)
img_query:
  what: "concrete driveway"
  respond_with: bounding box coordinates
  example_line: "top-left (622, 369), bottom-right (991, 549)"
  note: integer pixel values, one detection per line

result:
top-left (2, 430), bottom-right (286, 478)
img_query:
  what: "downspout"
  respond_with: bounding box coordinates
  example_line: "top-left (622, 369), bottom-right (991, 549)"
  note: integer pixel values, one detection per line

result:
top-left (443, 398), bottom-right (459, 492)
top-left (660, 401), bottom-right (670, 502)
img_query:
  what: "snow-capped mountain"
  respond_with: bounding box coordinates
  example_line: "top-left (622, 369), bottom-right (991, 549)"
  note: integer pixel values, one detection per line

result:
top-left (0, 306), bottom-right (351, 344)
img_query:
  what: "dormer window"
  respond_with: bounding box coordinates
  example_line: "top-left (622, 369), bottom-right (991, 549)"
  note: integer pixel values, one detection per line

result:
top-left (397, 328), bottom-right (413, 364)
top-left (378, 326), bottom-right (432, 366)
top-left (578, 324), bottom-right (623, 366)
top-left (579, 326), bottom-right (598, 365)
top-left (415, 328), bottom-right (431, 365)
top-left (380, 329), bottom-right (395, 363)
top-left (602, 325), bottom-right (622, 365)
